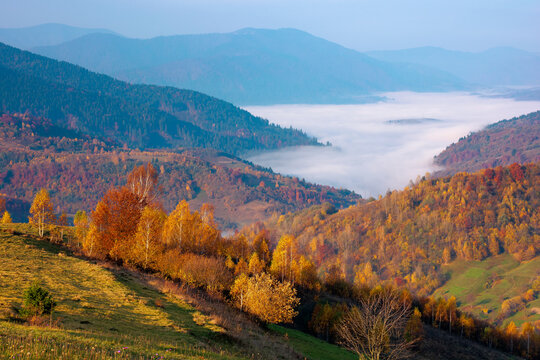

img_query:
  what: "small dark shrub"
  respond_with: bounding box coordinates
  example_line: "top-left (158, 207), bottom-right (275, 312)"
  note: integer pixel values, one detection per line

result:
top-left (22, 282), bottom-right (56, 317)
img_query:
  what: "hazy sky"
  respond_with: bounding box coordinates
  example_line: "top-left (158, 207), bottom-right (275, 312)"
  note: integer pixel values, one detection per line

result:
top-left (1, 0), bottom-right (539, 52)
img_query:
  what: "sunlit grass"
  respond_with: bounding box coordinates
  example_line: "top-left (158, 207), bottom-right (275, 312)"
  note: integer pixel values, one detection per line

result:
top-left (433, 254), bottom-right (540, 326)
top-left (0, 223), bottom-right (245, 360)
top-left (269, 324), bottom-right (356, 360)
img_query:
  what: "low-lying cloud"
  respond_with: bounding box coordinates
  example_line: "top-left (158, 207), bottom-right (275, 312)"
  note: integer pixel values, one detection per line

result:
top-left (245, 92), bottom-right (540, 197)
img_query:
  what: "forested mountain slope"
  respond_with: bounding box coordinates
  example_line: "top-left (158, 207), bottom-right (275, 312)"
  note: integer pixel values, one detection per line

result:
top-left (435, 111), bottom-right (540, 175)
top-left (259, 163), bottom-right (539, 325)
top-left (0, 113), bottom-right (358, 230)
top-left (32, 28), bottom-right (466, 104)
top-left (0, 42), bottom-right (317, 155)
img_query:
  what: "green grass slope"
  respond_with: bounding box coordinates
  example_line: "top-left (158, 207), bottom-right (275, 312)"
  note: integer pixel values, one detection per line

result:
top-left (433, 254), bottom-right (540, 327)
top-left (0, 224), bottom-right (247, 359)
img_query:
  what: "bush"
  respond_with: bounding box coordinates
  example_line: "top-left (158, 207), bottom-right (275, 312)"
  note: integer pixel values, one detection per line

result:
top-left (22, 283), bottom-right (56, 317)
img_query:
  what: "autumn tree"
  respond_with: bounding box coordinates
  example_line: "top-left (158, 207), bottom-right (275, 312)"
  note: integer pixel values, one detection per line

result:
top-left (405, 308), bottom-right (424, 345)
top-left (73, 210), bottom-right (89, 246)
top-left (521, 322), bottom-right (535, 358)
top-left (131, 206), bottom-right (166, 268)
top-left (230, 272), bottom-right (299, 324)
top-left (252, 229), bottom-right (271, 263)
top-left (309, 302), bottom-right (345, 341)
top-left (87, 186), bottom-right (142, 260)
top-left (162, 200), bottom-right (192, 251)
top-left (354, 262), bottom-right (379, 288)
top-left (127, 162), bottom-right (160, 206)
top-left (270, 234), bottom-right (298, 282)
top-left (248, 252), bottom-right (265, 275)
top-left (506, 321), bottom-right (518, 353)
top-left (337, 289), bottom-right (418, 360)
top-left (1, 211), bottom-right (13, 224)
top-left (56, 212), bottom-right (69, 242)
top-left (29, 189), bottom-right (55, 237)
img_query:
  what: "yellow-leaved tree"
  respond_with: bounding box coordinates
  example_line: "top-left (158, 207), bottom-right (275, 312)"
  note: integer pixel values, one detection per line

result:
top-left (131, 206), bottom-right (166, 268)
top-left (230, 272), bottom-right (299, 324)
top-left (1, 211), bottom-right (13, 224)
top-left (270, 234), bottom-right (298, 282)
top-left (162, 200), bottom-right (192, 251)
top-left (73, 210), bottom-right (89, 247)
top-left (29, 189), bottom-right (55, 237)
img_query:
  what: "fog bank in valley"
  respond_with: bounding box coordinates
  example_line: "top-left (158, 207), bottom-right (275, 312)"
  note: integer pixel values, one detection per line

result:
top-left (245, 92), bottom-right (540, 197)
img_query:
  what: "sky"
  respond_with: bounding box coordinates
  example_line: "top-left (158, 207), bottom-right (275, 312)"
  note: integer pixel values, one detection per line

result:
top-left (1, 0), bottom-right (539, 52)
top-left (245, 92), bottom-right (540, 197)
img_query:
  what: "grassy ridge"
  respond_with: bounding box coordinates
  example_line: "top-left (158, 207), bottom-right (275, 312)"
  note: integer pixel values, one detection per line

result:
top-left (433, 254), bottom-right (540, 327)
top-left (0, 224), bottom-right (246, 359)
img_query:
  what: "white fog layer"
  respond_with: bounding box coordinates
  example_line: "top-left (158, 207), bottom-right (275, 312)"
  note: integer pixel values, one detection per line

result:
top-left (245, 92), bottom-right (540, 197)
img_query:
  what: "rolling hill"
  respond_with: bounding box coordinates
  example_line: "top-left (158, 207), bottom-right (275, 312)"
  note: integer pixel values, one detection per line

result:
top-left (368, 46), bottom-right (540, 87)
top-left (0, 42), bottom-right (317, 155)
top-left (31, 28), bottom-right (466, 104)
top-left (434, 111), bottom-right (540, 175)
top-left (0, 113), bottom-right (358, 230)
top-left (258, 163), bottom-right (539, 327)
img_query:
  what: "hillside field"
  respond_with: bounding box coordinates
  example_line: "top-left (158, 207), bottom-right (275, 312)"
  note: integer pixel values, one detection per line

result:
top-left (0, 223), bottom-right (363, 360)
top-left (433, 254), bottom-right (540, 327)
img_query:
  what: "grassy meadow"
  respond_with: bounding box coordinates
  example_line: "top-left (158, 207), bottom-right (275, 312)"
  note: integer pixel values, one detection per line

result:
top-left (433, 254), bottom-right (540, 327)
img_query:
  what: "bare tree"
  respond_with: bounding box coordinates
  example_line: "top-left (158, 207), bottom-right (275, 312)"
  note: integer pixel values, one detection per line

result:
top-left (337, 289), bottom-right (419, 360)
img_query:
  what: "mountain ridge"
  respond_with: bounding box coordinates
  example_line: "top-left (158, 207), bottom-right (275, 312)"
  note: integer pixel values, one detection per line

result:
top-left (31, 28), bottom-right (467, 105)
top-left (368, 46), bottom-right (540, 86)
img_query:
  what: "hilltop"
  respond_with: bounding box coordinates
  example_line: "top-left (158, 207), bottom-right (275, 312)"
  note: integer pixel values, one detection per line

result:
top-left (0, 42), bottom-right (317, 155)
top-left (435, 111), bottom-right (540, 175)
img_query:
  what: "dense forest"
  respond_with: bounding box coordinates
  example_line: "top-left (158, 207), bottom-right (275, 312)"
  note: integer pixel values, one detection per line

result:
top-left (435, 111), bottom-right (539, 175)
top-left (0, 42), bottom-right (318, 155)
top-left (0, 113), bottom-right (358, 229)
top-left (252, 163), bottom-right (539, 324)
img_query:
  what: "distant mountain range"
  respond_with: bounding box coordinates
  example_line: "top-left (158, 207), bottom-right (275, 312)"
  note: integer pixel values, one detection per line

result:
top-left (0, 41), bottom-right (317, 155)
top-left (434, 111), bottom-right (540, 175)
top-left (368, 46), bottom-right (540, 87)
top-left (27, 26), bottom-right (466, 104)
top-left (0, 23), bottom-right (117, 49)
top-left (2, 24), bottom-right (538, 105)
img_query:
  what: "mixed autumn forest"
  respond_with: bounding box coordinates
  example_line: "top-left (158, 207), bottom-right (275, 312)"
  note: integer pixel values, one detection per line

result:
top-left (0, 17), bottom-right (539, 360)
